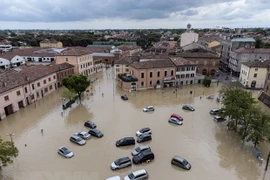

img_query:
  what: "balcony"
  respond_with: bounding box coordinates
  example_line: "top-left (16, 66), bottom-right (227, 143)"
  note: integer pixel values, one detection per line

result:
top-left (118, 73), bottom-right (138, 82)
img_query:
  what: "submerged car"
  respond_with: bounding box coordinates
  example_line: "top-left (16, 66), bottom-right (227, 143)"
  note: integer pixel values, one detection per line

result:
top-left (143, 106), bottom-right (155, 112)
top-left (110, 156), bottom-right (132, 170)
top-left (210, 108), bottom-right (220, 115)
top-left (132, 146), bottom-right (151, 156)
top-left (124, 169), bottom-right (149, 180)
top-left (88, 129), bottom-right (103, 138)
top-left (182, 105), bottom-right (195, 111)
top-left (116, 137), bottom-right (135, 147)
top-left (170, 113), bottom-right (183, 121)
top-left (171, 156), bottom-right (191, 170)
top-left (84, 121), bottom-right (97, 129)
top-left (214, 116), bottom-right (226, 122)
top-left (74, 131), bottom-right (91, 140)
top-left (58, 146), bottom-right (74, 158)
top-left (137, 134), bottom-right (152, 143)
top-left (105, 176), bottom-right (121, 180)
top-left (132, 149), bottom-right (154, 164)
top-left (136, 127), bottom-right (152, 137)
top-left (168, 117), bottom-right (183, 125)
top-left (121, 95), bottom-right (128, 100)
top-left (70, 135), bottom-right (86, 145)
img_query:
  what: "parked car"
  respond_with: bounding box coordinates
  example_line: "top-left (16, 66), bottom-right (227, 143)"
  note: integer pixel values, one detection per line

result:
top-left (137, 134), bottom-right (152, 143)
top-left (124, 169), bottom-right (149, 180)
top-left (121, 95), bottom-right (128, 100)
top-left (210, 108), bottom-right (220, 115)
top-left (171, 156), bottom-right (191, 170)
top-left (84, 121), bottom-right (97, 129)
top-left (110, 156), bottom-right (132, 170)
top-left (136, 127), bottom-right (152, 137)
top-left (170, 113), bottom-right (183, 121)
top-left (88, 129), bottom-right (103, 138)
top-left (168, 117), bottom-right (183, 125)
top-left (58, 146), bottom-right (74, 158)
top-left (214, 116), bottom-right (226, 122)
top-left (105, 176), bottom-right (121, 180)
top-left (182, 105), bottom-right (195, 111)
top-left (116, 137), bottom-right (135, 147)
top-left (74, 131), bottom-right (91, 140)
top-left (143, 106), bottom-right (155, 112)
top-left (132, 149), bottom-right (154, 164)
top-left (132, 146), bottom-right (151, 156)
top-left (70, 135), bottom-right (86, 145)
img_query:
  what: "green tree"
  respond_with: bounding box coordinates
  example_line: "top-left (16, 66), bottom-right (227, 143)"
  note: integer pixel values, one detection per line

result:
top-left (203, 77), bottom-right (212, 87)
top-left (61, 89), bottom-right (76, 100)
top-left (255, 39), bottom-right (264, 48)
top-left (174, 36), bottom-right (179, 41)
top-left (0, 138), bottom-right (19, 167)
top-left (62, 74), bottom-right (90, 103)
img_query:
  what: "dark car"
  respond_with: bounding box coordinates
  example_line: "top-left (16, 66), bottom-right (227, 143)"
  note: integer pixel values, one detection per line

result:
top-left (84, 121), bottom-right (97, 129)
top-left (214, 116), bottom-right (226, 122)
top-left (88, 129), bottom-right (103, 138)
top-left (110, 156), bottom-right (132, 170)
top-left (137, 134), bottom-right (152, 143)
top-left (171, 156), bottom-right (191, 170)
top-left (121, 95), bottom-right (128, 100)
top-left (182, 105), bottom-right (195, 111)
top-left (116, 137), bottom-right (135, 147)
top-left (132, 149), bottom-right (154, 164)
top-left (210, 108), bottom-right (220, 115)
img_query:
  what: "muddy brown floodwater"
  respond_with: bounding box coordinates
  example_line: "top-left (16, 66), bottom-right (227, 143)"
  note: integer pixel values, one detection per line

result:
top-left (0, 68), bottom-right (270, 180)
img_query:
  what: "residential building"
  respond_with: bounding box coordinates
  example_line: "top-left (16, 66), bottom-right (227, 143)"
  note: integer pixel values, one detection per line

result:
top-left (40, 39), bottom-right (63, 48)
top-left (170, 57), bottom-right (203, 85)
top-left (52, 63), bottom-right (75, 87)
top-left (0, 44), bottom-right (12, 52)
top-left (228, 48), bottom-right (270, 76)
top-left (180, 24), bottom-right (199, 47)
top-left (118, 56), bottom-right (176, 91)
top-left (0, 65), bottom-right (57, 120)
top-left (114, 56), bottom-right (140, 76)
top-left (92, 52), bottom-right (121, 67)
top-left (220, 38), bottom-right (255, 71)
top-left (0, 54), bottom-right (26, 69)
top-left (239, 60), bottom-right (270, 89)
top-left (259, 65), bottom-right (270, 107)
top-left (118, 45), bottom-right (142, 57)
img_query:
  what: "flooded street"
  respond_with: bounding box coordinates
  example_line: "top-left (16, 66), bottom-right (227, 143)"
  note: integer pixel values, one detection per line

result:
top-left (0, 68), bottom-right (270, 180)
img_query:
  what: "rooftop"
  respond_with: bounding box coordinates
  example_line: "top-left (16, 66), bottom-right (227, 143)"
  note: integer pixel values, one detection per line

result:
top-left (175, 52), bottom-right (220, 59)
top-left (231, 38), bottom-right (256, 42)
top-left (115, 56), bottom-right (140, 65)
top-left (40, 39), bottom-right (61, 43)
top-left (92, 52), bottom-right (115, 57)
top-left (242, 60), bottom-right (270, 68)
top-left (233, 47), bottom-right (270, 54)
top-left (58, 47), bottom-right (105, 56)
top-left (169, 57), bottom-right (197, 66)
top-left (130, 58), bottom-right (175, 69)
top-left (118, 45), bottom-right (141, 51)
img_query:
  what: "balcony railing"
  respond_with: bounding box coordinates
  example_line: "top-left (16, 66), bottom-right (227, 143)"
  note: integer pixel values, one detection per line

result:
top-left (118, 73), bottom-right (138, 82)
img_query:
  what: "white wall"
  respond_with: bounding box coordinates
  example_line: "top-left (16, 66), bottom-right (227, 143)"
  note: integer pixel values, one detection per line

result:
top-left (180, 32), bottom-right (199, 47)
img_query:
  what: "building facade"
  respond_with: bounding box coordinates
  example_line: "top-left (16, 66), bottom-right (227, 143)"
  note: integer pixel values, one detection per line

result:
top-left (114, 56), bottom-right (140, 76)
top-left (239, 60), bottom-right (269, 89)
top-left (118, 45), bottom-right (142, 57)
top-left (40, 40), bottom-right (63, 48)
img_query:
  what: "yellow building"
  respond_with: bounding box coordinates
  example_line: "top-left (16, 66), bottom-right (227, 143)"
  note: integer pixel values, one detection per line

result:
top-left (207, 40), bottom-right (220, 48)
top-left (239, 60), bottom-right (270, 89)
top-left (40, 39), bottom-right (63, 48)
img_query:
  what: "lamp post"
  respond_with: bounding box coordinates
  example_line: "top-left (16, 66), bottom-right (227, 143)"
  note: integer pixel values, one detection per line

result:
top-left (6, 133), bottom-right (15, 142)
top-left (60, 98), bottom-right (66, 109)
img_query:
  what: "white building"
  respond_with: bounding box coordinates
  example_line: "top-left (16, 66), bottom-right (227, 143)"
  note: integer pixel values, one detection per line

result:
top-left (180, 24), bottom-right (199, 47)
top-left (0, 55), bottom-right (26, 69)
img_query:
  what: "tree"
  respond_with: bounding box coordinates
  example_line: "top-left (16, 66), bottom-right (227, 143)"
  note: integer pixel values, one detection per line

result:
top-left (62, 74), bottom-right (90, 103)
top-left (255, 39), bottom-right (264, 48)
top-left (203, 77), bottom-right (212, 87)
top-left (0, 138), bottom-right (19, 167)
top-left (61, 89), bottom-right (76, 100)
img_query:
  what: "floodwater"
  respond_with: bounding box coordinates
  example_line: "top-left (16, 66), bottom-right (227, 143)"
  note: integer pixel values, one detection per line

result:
top-left (0, 69), bottom-right (270, 180)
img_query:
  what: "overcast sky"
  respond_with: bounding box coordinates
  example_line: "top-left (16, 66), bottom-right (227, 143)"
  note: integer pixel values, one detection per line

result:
top-left (0, 0), bottom-right (269, 29)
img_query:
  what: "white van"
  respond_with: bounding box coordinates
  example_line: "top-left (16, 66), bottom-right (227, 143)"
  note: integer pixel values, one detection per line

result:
top-left (105, 176), bottom-right (121, 180)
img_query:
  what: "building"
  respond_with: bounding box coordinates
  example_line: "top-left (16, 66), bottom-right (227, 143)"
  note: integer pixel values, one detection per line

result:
top-left (40, 39), bottom-right (63, 48)
top-left (0, 54), bottom-right (26, 69)
top-left (180, 24), bottom-right (199, 47)
top-left (239, 60), bottom-right (270, 89)
top-left (118, 56), bottom-right (176, 91)
top-left (220, 38), bottom-right (256, 71)
top-left (118, 45), bottom-right (142, 57)
top-left (259, 65), bottom-right (270, 107)
top-left (170, 57), bottom-right (203, 85)
top-left (0, 65), bottom-right (57, 120)
top-left (92, 52), bottom-right (121, 67)
top-left (114, 56), bottom-right (140, 76)
top-left (228, 48), bottom-right (270, 76)
top-left (52, 63), bottom-right (75, 87)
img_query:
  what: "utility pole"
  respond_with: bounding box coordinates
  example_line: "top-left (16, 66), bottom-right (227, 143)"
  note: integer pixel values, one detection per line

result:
top-left (265, 151), bottom-right (270, 171)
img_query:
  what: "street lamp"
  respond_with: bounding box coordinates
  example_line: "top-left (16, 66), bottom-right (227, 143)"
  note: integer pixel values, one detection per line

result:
top-left (6, 133), bottom-right (15, 142)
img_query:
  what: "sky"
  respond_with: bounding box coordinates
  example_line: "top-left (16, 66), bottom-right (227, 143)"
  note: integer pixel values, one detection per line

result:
top-left (0, 0), bottom-right (269, 29)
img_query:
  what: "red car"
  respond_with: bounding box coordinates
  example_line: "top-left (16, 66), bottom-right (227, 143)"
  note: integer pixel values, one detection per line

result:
top-left (170, 113), bottom-right (183, 121)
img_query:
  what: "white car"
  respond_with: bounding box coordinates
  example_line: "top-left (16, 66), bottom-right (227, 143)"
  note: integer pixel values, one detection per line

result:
top-left (74, 131), bottom-right (91, 140)
top-left (105, 176), bottom-right (121, 180)
top-left (168, 118), bottom-right (183, 125)
top-left (131, 145), bottom-right (151, 156)
top-left (143, 106), bottom-right (155, 112)
top-left (124, 169), bottom-right (149, 180)
top-left (58, 146), bottom-right (74, 158)
top-left (136, 127), bottom-right (152, 137)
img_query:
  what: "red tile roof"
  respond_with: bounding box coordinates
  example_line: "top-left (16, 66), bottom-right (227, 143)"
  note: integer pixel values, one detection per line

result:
top-left (169, 57), bottom-right (197, 66)
top-left (233, 48), bottom-right (270, 54)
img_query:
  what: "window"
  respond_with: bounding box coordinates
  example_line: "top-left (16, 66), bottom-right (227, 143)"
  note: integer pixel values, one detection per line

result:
top-left (32, 84), bottom-right (35, 90)
top-left (181, 67), bottom-right (185, 71)
top-left (186, 74), bottom-right (190, 78)
top-left (164, 71), bottom-right (167, 77)
top-left (45, 88), bottom-right (48, 93)
top-left (255, 68), bottom-right (258, 71)
top-left (17, 90), bottom-right (21, 96)
top-left (186, 67), bottom-right (190, 71)
top-left (37, 92), bottom-right (40, 98)
top-left (171, 70), bottom-right (174, 76)
top-left (191, 66), bottom-right (195, 70)
top-left (191, 73), bottom-right (194, 77)
top-left (181, 74), bottom-right (185, 78)
top-left (66, 58), bottom-right (68, 62)
top-left (25, 87), bottom-right (28, 93)
top-left (49, 85), bottom-right (52, 90)
top-left (116, 65), bottom-right (119, 67)
top-left (141, 72), bottom-right (144, 78)
top-left (150, 72), bottom-right (153, 78)
top-left (204, 61), bottom-right (207, 65)
top-left (125, 69), bottom-right (129, 72)
top-left (157, 71), bottom-right (160, 77)
top-left (53, 75), bottom-right (56, 79)
top-left (31, 94), bottom-right (35, 100)
top-left (125, 65), bottom-right (129, 67)
top-left (141, 81), bottom-right (144, 87)
top-left (150, 81), bottom-right (152, 86)
top-left (116, 68), bottom-right (120, 72)
top-left (254, 73), bottom-right (257, 78)
top-left (212, 61), bottom-right (216, 66)
top-left (49, 77), bottom-right (51, 82)
top-left (4, 95), bottom-right (9, 101)
top-left (43, 80), bottom-right (46, 84)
